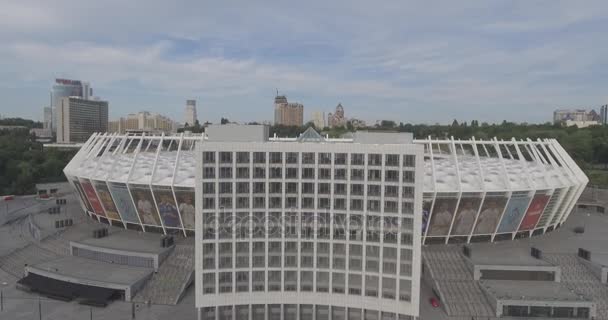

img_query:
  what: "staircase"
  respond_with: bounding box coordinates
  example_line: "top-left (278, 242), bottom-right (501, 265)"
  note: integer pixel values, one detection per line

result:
top-left (133, 243), bottom-right (194, 305)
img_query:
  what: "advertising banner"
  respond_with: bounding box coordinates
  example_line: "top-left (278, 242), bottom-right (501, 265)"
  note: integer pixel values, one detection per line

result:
top-left (427, 197), bottom-right (458, 236)
top-left (80, 179), bottom-right (106, 216)
top-left (93, 181), bottom-right (122, 221)
top-left (497, 196), bottom-right (531, 233)
top-left (474, 195), bottom-right (508, 234)
top-left (108, 183), bottom-right (140, 223)
top-left (518, 194), bottom-right (550, 231)
top-left (153, 186), bottom-right (182, 228)
top-left (129, 184), bottom-right (161, 226)
top-left (175, 187), bottom-right (195, 229)
top-left (450, 196), bottom-right (482, 236)
top-left (72, 179), bottom-right (92, 212)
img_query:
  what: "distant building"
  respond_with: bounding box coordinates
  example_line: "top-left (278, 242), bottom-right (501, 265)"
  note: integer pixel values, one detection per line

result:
top-left (310, 111), bottom-right (325, 128)
top-left (553, 109), bottom-right (600, 127)
top-left (601, 105), bottom-right (608, 125)
top-left (30, 128), bottom-right (53, 143)
top-left (327, 103), bottom-right (347, 128)
top-left (273, 95), bottom-right (303, 126)
top-left (349, 118), bottom-right (367, 129)
top-left (43, 107), bottom-right (53, 130)
top-left (57, 97), bottom-right (108, 143)
top-left (184, 100), bottom-right (198, 126)
top-left (50, 79), bottom-right (92, 133)
top-left (108, 111), bottom-right (176, 134)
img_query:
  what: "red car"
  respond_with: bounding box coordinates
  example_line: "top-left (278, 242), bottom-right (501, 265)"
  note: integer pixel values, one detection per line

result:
top-left (3, 195), bottom-right (14, 201)
top-left (429, 297), bottom-right (440, 308)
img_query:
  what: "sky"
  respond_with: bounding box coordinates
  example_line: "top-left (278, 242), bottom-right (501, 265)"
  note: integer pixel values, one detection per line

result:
top-left (0, 0), bottom-right (607, 125)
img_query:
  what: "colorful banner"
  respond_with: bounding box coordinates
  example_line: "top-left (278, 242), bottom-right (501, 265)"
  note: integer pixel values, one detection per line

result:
top-left (80, 179), bottom-right (106, 216)
top-left (72, 179), bottom-right (92, 212)
top-left (93, 181), bottom-right (122, 221)
top-left (497, 196), bottom-right (531, 233)
top-left (474, 196), bottom-right (508, 234)
top-left (422, 199), bottom-right (432, 236)
top-left (175, 187), bottom-right (195, 229)
top-left (427, 197), bottom-right (457, 236)
top-left (153, 186), bottom-right (182, 228)
top-left (518, 194), bottom-right (550, 231)
top-left (451, 197), bottom-right (482, 236)
top-left (129, 184), bottom-right (161, 226)
top-left (108, 183), bottom-right (140, 224)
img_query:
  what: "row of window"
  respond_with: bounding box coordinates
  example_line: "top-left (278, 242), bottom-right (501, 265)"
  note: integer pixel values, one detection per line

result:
top-left (200, 214), bottom-right (414, 244)
top-left (203, 152), bottom-right (416, 168)
top-left (201, 196), bottom-right (414, 214)
top-left (204, 182), bottom-right (416, 197)
top-left (202, 242), bottom-right (413, 275)
top-left (202, 270), bottom-right (412, 302)
top-left (200, 304), bottom-right (415, 320)
top-left (202, 167), bottom-right (416, 183)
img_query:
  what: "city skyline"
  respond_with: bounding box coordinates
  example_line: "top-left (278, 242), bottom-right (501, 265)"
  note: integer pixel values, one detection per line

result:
top-left (1, 1), bottom-right (608, 124)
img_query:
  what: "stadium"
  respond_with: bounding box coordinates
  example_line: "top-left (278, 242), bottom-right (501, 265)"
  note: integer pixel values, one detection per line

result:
top-left (64, 127), bottom-right (587, 244)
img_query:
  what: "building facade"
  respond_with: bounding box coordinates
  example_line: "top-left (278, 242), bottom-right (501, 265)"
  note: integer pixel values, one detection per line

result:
top-left (57, 97), bottom-right (108, 143)
top-left (108, 111), bottom-right (176, 134)
top-left (327, 104), bottom-right (347, 128)
top-left (51, 79), bottom-right (92, 133)
top-left (274, 95), bottom-right (304, 126)
top-left (553, 109), bottom-right (600, 127)
top-left (310, 111), bottom-right (326, 129)
top-left (195, 127), bottom-right (423, 320)
top-left (185, 100), bottom-right (198, 126)
top-left (43, 106), bottom-right (53, 131)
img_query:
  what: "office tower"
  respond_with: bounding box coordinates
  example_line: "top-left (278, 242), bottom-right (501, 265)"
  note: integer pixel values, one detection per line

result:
top-left (601, 105), bottom-right (608, 125)
top-left (185, 100), bottom-right (198, 126)
top-left (310, 111), bottom-right (325, 128)
top-left (274, 95), bottom-right (304, 126)
top-left (56, 97), bottom-right (108, 143)
top-left (50, 79), bottom-right (92, 133)
top-left (43, 107), bottom-right (53, 130)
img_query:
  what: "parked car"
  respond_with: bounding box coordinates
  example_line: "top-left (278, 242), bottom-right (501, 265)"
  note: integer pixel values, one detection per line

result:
top-left (429, 297), bottom-right (440, 308)
top-left (3, 195), bottom-right (14, 201)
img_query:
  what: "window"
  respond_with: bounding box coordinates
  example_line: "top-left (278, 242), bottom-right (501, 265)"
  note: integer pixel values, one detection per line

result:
top-left (368, 185), bottom-right (381, 197)
top-left (366, 245), bottom-right (380, 272)
top-left (286, 167), bottom-right (298, 179)
top-left (368, 154), bottom-right (381, 166)
top-left (219, 182), bottom-right (232, 194)
top-left (334, 198), bottom-right (346, 210)
top-left (332, 272), bottom-right (345, 293)
top-left (236, 242), bottom-right (249, 267)
top-left (334, 168), bottom-right (346, 180)
top-left (351, 153), bottom-right (364, 165)
top-left (402, 202), bottom-right (413, 214)
top-left (203, 152), bottom-right (215, 164)
top-left (349, 244), bottom-right (362, 271)
top-left (236, 152), bottom-right (249, 164)
top-left (349, 274), bottom-right (361, 295)
top-left (318, 168), bottom-right (331, 180)
top-left (252, 271), bottom-right (265, 291)
top-left (270, 167), bottom-right (282, 179)
top-left (253, 182), bottom-right (265, 194)
top-left (302, 183), bottom-right (314, 194)
top-left (351, 184), bottom-right (364, 195)
top-left (203, 273), bottom-right (215, 294)
top-left (335, 153), bottom-right (347, 165)
top-left (219, 167), bottom-right (232, 179)
top-left (383, 247), bottom-right (397, 274)
top-left (236, 167), bottom-right (249, 179)
top-left (382, 277), bottom-right (396, 299)
top-left (318, 183), bottom-right (330, 194)
top-left (319, 153), bottom-right (331, 164)
top-left (286, 152), bottom-right (298, 164)
top-left (403, 171), bottom-right (415, 183)
top-left (203, 243), bottom-right (215, 269)
top-left (203, 167), bottom-right (215, 179)
top-left (301, 271), bottom-right (313, 291)
top-left (302, 152), bottom-right (315, 164)
top-left (219, 272), bottom-right (232, 293)
top-left (269, 242), bottom-right (282, 267)
top-left (351, 169), bottom-right (364, 181)
top-left (385, 201), bottom-right (398, 213)
top-left (335, 183), bottom-right (346, 195)
top-left (385, 170), bottom-right (399, 182)
top-left (253, 152), bottom-right (265, 164)
top-left (350, 199), bottom-right (363, 211)
top-left (385, 185), bottom-right (398, 198)
top-left (368, 169), bottom-right (381, 181)
top-left (399, 279), bottom-right (411, 301)
top-left (302, 168), bottom-right (315, 179)
top-left (268, 271), bottom-right (281, 291)
top-left (252, 241), bottom-right (265, 267)
top-left (203, 182), bottom-right (215, 194)
top-left (402, 187), bottom-right (414, 198)
top-left (365, 275), bottom-right (378, 297)
top-left (403, 155), bottom-right (415, 167)
top-left (270, 152), bottom-right (282, 164)
top-left (316, 272), bottom-right (329, 292)
top-left (385, 154), bottom-right (399, 166)
top-left (301, 242), bottom-right (314, 267)
top-left (236, 182), bottom-right (249, 194)
top-left (219, 152), bottom-right (232, 164)
top-left (253, 167), bottom-right (265, 179)
top-left (284, 271), bottom-right (297, 291)
top-left (286, 182), bottom-right (298, 194)
top-left (236, 271), bottom-right (249, 292)
top-left (219, 243), bottom-right (232, 268)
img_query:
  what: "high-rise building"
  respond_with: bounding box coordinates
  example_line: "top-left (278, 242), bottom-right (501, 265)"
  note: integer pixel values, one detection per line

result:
top-left (310, 111), bottom-right (325, 128)
top-left (185, 100), bottom-right (198, 126)
top-left (601, 105), bottom-right (608, 125)
top-left (274, 95), bottom-right (304, 126)
top-left (50, 79), bottom-right (92, 133)
top-left (43, 107), bottom-right (53, 130)
top-left (327, 103), bottom-right (347, 128)
top-left (108, 111), bottom-right (176, 134)
top-left (56, 97), bottom-right (108, 143)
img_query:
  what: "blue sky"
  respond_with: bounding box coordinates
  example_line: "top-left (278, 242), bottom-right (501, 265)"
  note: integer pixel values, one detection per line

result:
top-left (0, 0), bottom-right (607, 124)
